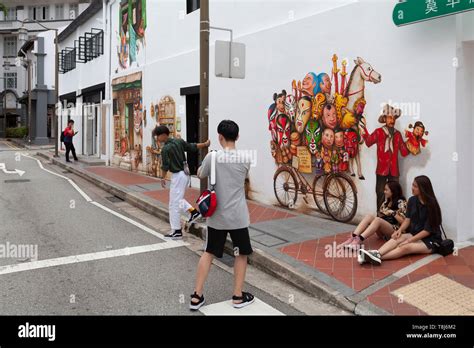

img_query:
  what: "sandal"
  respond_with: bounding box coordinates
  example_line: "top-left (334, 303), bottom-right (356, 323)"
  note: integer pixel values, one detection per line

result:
top-left (232, 291), bottom-right (255, 308)
top-left (189, 292), bottom-right (205, 311)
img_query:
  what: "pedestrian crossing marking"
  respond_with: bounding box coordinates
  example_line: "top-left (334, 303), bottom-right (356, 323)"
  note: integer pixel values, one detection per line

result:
top-left (199, 297), bottom-right (285, 316)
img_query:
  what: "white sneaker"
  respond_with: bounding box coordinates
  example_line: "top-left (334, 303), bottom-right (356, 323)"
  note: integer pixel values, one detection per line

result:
top-left (360, 249), bottom-right (382, 265)
top-left (357, 248), bottom-right (366, 264)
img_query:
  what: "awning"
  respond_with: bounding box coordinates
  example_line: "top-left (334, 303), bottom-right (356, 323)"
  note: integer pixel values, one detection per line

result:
top-left (112, 72), bottom-right (142, 91)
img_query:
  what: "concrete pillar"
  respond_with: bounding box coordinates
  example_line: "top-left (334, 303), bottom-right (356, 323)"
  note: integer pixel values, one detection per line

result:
top-left (33, 37), bottom-right (49, 145)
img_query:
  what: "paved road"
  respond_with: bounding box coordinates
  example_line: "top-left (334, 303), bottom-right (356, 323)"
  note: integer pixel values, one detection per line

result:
top-left (0, 140), bottom-right (349, 315)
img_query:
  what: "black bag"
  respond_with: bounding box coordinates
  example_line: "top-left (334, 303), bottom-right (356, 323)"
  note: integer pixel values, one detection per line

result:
top-left (435, 225), bottom-right (454, 256)
top-left (60, 130), bottom-right (65, 143)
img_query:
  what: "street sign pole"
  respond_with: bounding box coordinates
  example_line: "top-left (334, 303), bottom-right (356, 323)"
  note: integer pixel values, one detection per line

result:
top-left (199, 0), bottom-right (210, 192)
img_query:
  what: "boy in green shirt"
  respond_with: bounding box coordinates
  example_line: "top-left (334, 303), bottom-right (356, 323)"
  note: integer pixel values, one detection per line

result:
top-left (153, 125), bottom-right (210, 239)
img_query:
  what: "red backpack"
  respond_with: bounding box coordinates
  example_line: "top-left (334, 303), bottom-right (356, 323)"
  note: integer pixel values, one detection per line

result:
top-left (196, 151), bottom-right (217, 217)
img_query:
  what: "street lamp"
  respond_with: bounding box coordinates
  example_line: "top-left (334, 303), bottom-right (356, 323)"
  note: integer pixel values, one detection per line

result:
top-left (18, 19), bottom-right (59, 156)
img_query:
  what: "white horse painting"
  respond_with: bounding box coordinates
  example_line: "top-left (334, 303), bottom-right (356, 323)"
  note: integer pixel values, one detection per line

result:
top-left (344, 57), bottom-right (381, 179)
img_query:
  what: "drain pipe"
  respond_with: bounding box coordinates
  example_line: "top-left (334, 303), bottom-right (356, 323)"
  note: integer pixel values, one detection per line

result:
top-left (105, 0), bottom-right (117, 166)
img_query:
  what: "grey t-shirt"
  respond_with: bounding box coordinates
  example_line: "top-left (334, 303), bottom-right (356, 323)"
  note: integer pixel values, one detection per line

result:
top-left (198, 149), bottom-right (250, 230)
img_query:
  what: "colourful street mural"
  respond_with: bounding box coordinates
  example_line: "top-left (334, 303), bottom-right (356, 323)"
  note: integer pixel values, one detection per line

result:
top-left (268, 54), bottom-right (430, 222)
top-left (146, 95), bottom-right (178, 179)
top-left (112, 72), bottom-right (143, 171)
top-left (118, 0), bottom-right (147, 70)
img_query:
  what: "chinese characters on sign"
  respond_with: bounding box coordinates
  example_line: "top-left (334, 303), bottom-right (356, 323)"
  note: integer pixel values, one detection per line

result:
top-left (393, 0), bottom-right (474, 26)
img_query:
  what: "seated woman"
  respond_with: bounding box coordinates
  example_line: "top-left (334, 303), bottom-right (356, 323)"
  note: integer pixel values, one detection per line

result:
top-left (358, 175), bottom-right (443, 265)
top-left (339, 181), bottom-right (407, 249)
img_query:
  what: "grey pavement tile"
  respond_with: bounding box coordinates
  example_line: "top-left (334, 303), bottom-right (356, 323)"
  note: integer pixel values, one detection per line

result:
top-left (250, 234), bottom-right (287, 247)
top-left (251, 215), bottom-right (354, 243)
top-left (136, 183), bottom-right (166, 191)
top-left (126, 185), bottom-right (149, 193)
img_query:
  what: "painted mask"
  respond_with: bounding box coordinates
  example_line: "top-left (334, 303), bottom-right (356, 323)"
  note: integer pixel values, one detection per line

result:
top-left (305, 120), bottom-right (321, 155)
top-left (312, 93), bottom-right (326, 120)
top-left (302, 72), bottom-right (317, 96)
top-left (276, 114), bottom-right (291, 149)
top-left (273, 90), bottom-right (287, 115)
top-left (268, 103), bottom-right (278, 143)
top-left (295, 96), bottom-right (312, 134)
top-left (343, 130), bottom-right (359, 158)
top-left (284, 94), bottom-right (297, 122)
top-left (334, 130), bottom-right (345, 148)
top-left (319, 73), bottom-right (332, 94)
top-left (322, 104), bottom-right (338, 130)
top-left (322, 128), bottom-right (335, 149)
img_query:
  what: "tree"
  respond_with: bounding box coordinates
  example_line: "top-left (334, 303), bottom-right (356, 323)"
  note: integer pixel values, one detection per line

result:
top-left (0, 3), bottom-right (7, 17)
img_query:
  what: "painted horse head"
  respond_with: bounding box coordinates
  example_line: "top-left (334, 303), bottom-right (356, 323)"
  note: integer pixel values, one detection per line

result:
top-left (353, 57), bottom-right (381, 84)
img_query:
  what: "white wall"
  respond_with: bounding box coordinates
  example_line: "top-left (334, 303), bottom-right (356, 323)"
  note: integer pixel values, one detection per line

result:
top-left (206, 0), bottom-right (460, 238)
top-left (106, 0), bottom-right (471, 241)
top-left (58, 5), bottom-right (107, 157)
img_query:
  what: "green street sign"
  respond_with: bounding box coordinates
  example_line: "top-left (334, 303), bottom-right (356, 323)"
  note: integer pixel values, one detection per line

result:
top-left (393, 0), bottom-right (474, 26)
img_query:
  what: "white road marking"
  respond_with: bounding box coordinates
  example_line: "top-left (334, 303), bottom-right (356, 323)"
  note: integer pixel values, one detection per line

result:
top-left (21, 153), bottom-right (168, 241)
top-left (0, 241), bottom-right (187, 276)
top-left (21, 154), bottom-right (69, 180)
top-left (91, 201), bottom-right (167, 241)
top-left (67, 179), bottom-right (92, 202)
top-left (199, 297), bottom-right (285, 316)
top-left (0, 163), bottom-right (25, 176)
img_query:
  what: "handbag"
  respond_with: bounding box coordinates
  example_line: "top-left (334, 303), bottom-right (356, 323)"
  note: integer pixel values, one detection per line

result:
top-left (183, 161), bottom-right (190, 176)
top-left (196, 151), bottom-right (217, 217)
top-left (435, 225), bottom-right (454, 256)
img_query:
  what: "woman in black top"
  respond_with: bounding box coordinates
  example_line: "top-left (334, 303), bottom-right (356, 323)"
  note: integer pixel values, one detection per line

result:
top-left (358, 175), bottom-right (443, 265)
top-left (339, 181), bottom-right (407, 249)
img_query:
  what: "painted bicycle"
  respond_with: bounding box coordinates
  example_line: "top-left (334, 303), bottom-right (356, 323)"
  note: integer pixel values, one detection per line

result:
top-left (273, 165), bottom-right (358, 223)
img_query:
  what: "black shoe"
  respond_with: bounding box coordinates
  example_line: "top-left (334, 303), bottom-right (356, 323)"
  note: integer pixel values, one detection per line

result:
top-left (232, 291), bottom-right (255, 308)
top-left (66, 160), bottom-right (72, 163)
top-left (188, 210), bottom-right (201, 224)
top-left (74, 158), bottom-right (79, 161)
top-left (164, 230), bottom-right (183, 240)
top-left (189, 292), bottom-right (205, 311)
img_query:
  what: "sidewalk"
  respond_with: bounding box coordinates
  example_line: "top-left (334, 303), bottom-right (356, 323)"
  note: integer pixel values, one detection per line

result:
top-left (36, 150), bottom-right (474, 315)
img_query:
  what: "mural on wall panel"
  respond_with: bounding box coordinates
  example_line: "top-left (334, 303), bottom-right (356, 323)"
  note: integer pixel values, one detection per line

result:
top-left (118, 0), bottom-right (147, 70)
top-left (112, 72), bottom-right (143, 172)
top-left (146, 95), bottom-right (178, 179)
top-left (268, 55), bottom-right (430, 223)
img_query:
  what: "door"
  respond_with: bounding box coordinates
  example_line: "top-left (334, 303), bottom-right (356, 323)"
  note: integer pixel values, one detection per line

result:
top-left (84, 104), bottom-right (99, 156)
top-left (186, 93), bottom-right (199, 175)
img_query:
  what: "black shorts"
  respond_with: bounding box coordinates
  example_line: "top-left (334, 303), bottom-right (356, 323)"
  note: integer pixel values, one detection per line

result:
top-left (205, 226), bottom-right (253, 258)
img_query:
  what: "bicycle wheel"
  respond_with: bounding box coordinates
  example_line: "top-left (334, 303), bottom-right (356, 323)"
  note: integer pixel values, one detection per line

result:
top-left (323, 173), bottom-right (358, 223)
top-left (312, 174), bottom-right (328, 214)
top-left (273, 167), bottom-right (299, 208)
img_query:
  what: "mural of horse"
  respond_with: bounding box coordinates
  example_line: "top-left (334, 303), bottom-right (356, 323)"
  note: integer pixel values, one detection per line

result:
top-left (342, 56), bottom-right (382, 179)
top-left (344, 57), bottom-right (381, 112)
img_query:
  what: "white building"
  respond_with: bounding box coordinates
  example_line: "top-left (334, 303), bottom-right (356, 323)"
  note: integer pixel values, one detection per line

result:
top-left (61, 0), bottom-right (474, 243)
top-left (0, 0), bottom-right (91, 137)
top-left (58, 0), bottom-right (107, 159)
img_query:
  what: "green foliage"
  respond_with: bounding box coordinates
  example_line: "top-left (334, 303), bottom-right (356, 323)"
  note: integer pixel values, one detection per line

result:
top-left (6, 127), bottom-right (28, 138)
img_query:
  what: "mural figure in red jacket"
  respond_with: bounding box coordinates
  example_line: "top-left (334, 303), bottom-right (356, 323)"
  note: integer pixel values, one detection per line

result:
top-left (362, 104), bottom-right (409, 210)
